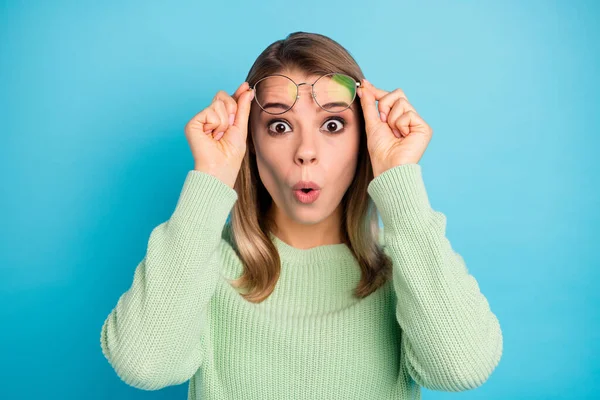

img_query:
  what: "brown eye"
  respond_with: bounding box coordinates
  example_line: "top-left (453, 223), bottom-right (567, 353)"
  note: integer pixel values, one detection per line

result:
top-left (321, 117), bottom-right (345, 133)
top-left (267, 119), bottom-right (291, 136)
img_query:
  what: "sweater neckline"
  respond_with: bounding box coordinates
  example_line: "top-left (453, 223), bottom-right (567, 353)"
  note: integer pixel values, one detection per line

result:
top-left (268, 231), bottom-right (355, 264)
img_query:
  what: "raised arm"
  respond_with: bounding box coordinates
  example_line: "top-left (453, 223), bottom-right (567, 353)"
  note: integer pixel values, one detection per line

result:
top-left (100, 170), bottom-right (238, 390)
top-left (368, 163), bottom-right (503, 391)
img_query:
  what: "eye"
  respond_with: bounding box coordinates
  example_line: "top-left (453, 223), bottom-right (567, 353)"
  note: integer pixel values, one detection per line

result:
top-left (266, 116), bottom-right (347, 136)
top-left (266, 119), bottom-right (292, 136)
top-left (321, 117), bottom-right (346, 134)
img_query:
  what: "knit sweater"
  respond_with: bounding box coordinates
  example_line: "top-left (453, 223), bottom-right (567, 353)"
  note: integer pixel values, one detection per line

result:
top-left (100, 163), bottom-right (503, 399)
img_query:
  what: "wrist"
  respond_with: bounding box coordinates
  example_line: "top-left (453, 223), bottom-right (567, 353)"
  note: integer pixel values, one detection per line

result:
top-left (194, 166), bottom-right (237, 189)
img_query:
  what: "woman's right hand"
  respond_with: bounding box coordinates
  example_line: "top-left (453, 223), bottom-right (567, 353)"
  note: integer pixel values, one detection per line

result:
top-left (184, 82), bottom-right (255, 189)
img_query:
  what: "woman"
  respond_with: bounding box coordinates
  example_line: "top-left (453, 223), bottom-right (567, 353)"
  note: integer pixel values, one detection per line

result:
top-left (100, 31), bottom-right (503, 399)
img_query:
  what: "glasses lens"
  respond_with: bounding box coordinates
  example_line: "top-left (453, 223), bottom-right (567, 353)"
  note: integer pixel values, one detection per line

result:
top-left (314, 73), bottom-right (356, 112)
top-left (254, 75), bottom-right (297, 114)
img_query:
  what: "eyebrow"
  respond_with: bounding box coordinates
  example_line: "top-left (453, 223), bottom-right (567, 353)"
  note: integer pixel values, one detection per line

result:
top-left (260, 101), bottom-right (355, 114)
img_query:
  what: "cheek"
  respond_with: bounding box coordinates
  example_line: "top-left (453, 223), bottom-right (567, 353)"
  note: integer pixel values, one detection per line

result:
top-left (254, 140), bottom-right (284, 175)
top-left (254, 146), bottom-right (287, 201)
top-left (333, 155), bottom-right (359, 187)
top-left (334, 128), bottom-right (360, 165)
top-left (325, 135), bottom-right (360, 188)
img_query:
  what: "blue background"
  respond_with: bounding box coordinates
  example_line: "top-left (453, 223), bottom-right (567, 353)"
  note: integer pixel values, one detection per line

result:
top-left (1, 0), bottom-right (598, 399)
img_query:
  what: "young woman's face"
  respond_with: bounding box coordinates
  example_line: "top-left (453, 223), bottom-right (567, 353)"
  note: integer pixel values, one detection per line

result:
top-left (249, 69), bottom-right (361, 226)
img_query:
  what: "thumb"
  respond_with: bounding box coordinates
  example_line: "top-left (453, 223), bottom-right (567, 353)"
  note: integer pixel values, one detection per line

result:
top-left (232, 88), bottom-right (254, 134)
top-left (357, 83), bottom-right (380, 128)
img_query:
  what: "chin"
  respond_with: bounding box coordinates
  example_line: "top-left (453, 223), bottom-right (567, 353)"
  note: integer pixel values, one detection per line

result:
top-left (287, 207), bottom-right (329, 225)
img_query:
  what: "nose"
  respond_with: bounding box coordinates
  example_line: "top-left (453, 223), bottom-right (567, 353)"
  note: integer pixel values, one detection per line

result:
top-left (295, 132), bottom-right (318, 166)
top-left (293, 84), bottom-right (319, 166)
top-left (296, 153), bottom-right (317, 165)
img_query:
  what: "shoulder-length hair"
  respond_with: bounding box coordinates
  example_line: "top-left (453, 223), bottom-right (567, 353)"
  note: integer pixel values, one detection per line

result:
top-left (222, 31), bottom-right (392, 303)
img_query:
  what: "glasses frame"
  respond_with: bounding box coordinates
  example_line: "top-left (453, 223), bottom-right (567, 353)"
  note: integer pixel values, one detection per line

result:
top-left (249, 72), bottom-right (362, 115)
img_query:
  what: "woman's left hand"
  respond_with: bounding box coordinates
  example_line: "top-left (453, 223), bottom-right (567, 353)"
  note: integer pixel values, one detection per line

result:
top-left (357, 79), bottom-right (433, 178)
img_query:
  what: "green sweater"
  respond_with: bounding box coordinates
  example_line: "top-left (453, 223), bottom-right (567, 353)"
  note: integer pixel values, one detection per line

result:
top-left (100, 163), bottom-right (503, 399)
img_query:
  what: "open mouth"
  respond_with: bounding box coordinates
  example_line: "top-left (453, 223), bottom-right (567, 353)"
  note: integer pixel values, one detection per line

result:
top-left (293, 187), bottom-right (321, 203)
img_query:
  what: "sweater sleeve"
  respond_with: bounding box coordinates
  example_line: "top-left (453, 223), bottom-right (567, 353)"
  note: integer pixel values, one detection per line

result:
top-left (100, 170), bottom-right (238, 390)
top-left (367, 163), bottom-right (503, 392)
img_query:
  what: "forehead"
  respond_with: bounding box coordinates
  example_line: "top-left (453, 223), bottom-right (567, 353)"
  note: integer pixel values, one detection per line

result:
top-left (257, 68), bottom-right (360, 114)
top-left (277, 68), bottom-right (324, 84)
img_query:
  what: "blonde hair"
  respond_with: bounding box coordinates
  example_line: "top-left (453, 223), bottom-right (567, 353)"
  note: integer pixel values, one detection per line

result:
top-left (223, 31), bottom-right (392, 303)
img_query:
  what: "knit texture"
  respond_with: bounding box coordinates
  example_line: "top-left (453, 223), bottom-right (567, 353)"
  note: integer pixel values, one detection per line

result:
top-left (100, 163), bottom-right (503, 399)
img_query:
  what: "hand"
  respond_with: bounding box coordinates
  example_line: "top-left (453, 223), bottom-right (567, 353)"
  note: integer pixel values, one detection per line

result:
top-left (184, 82), bottom-right (255, 188)
top-left (357, 79), bottom-right (433, 178)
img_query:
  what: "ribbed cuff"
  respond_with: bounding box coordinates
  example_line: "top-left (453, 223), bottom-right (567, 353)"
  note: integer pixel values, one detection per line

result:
top-left (367, 163), bottom-right (432, 225)
top-left (171, 170), bottom-right (239, 230)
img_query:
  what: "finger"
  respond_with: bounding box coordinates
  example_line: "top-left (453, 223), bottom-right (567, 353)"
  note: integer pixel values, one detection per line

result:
top-left (395, 110), bottom-right (421, 137)
top-left (363, 81), bottom-right (410, 124)
top-left (214, 131), bottom-right (225, 141)
top-left (387, 97), bottom-right (415, 132)
top-left (214, 89), bottom-right (239, 126)
top-left (381, 91), bottom-right (411, 123)
top-left (232, 89), bottom-right (254, 134)
top-left (363, 79), bottom-right (390, 101)
top-left (231, 82), bottom-right (249, 101)
top-left (202, 108), bottom-right (222, 134)
top-left (357, 80), bottom-right (381, 128)
top-left (211, 99), bottom-right (229, 137)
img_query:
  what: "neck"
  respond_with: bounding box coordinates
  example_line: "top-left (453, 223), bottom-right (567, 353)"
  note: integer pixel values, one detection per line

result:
top-left (268, 203), bottom-right (344, 250)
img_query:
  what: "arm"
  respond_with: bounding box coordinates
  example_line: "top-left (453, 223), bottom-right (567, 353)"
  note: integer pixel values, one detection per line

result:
top-left (368, 163), bottom-right (503, 391)
top-left (100, 170), bottom-right (238, 390)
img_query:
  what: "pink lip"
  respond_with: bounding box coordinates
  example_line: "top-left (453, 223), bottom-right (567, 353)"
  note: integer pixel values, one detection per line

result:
top-left (292, 180), bottom-right (321, 190)
top-left (293, 189), bottom-right (321, 204)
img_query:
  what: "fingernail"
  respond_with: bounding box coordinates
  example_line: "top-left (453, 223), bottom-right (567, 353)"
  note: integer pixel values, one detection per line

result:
top-left (356, 87), bottom-right (362, 97)
top-left (392, 128), bottom-right (401, 138)
top-left (380, 112), bottom-right (387, 122)
top-left (215, 131), bottom-right (225, 140)
top-left (229, 113), bottom-right (235, 125)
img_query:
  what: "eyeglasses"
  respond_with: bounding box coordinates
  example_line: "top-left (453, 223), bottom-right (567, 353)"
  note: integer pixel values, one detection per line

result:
top-left (249, 72), bottom-right (361, 115)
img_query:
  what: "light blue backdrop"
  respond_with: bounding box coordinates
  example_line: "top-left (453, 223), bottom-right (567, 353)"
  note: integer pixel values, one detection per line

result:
top-left (1, 1), bottom-right (598, 399)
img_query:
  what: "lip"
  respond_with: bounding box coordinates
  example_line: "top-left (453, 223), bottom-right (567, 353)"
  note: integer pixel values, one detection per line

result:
top-left (292, 180), bottom-right (321, 190)
top-left (293, 188), bottom-right (321, 204)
